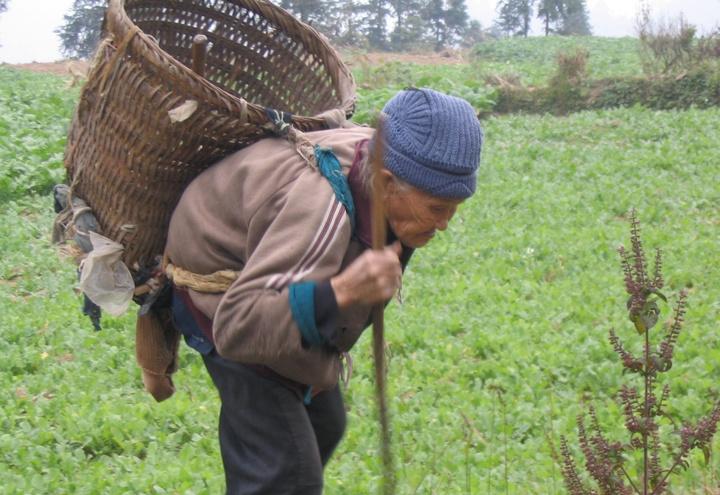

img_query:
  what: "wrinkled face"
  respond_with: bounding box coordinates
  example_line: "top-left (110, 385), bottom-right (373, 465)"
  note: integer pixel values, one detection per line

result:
top-left (382, 171), bottom-right (464, 248)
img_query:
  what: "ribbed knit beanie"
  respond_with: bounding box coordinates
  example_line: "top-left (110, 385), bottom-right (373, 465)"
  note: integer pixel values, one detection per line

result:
top-left (381, 88), bottom-right (483, 199)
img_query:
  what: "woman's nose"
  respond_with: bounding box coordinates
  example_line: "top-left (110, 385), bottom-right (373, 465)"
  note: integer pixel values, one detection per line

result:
top-left (436, 216), bottom-right (450, 231)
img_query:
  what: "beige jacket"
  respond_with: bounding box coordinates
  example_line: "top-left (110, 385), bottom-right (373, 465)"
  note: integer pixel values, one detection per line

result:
top-left (166, 126), bottom-right (376, 389)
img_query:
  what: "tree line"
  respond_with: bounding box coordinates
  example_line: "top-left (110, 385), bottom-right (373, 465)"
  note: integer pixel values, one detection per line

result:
top-left (51, 0), bottom-right (591, 59)
top-left (279, 0), bottom-right (480, 51)
top-left (495, 0), bottom-right (591, 37)
top-left (285, 0), bottom-right (591, 47)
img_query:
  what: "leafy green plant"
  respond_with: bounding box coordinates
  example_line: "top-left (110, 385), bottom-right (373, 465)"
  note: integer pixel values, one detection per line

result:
top-left (471, 36), bottom-right (642, 83)
top-left (560, 210), bottom-right (720, 495)
top-left (351, 63), bottom-right (496, 123)
top-left (0, 68), bottom-right (78, 202)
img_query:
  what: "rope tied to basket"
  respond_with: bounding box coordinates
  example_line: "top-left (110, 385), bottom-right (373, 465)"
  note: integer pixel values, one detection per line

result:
top-left (288, 127), bottom-right (317, 168)
top-left (265, 108), bottom-right (293, 136)
top-left (165, 263), bottom-right (239, 293)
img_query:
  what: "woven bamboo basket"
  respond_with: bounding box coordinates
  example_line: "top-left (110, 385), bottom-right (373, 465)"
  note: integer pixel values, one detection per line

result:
top-left (64, 0), bottom-right (356, 271)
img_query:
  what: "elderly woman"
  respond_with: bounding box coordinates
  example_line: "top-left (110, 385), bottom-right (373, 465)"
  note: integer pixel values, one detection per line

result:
top-left (165, 87), bottom-right (483, 494)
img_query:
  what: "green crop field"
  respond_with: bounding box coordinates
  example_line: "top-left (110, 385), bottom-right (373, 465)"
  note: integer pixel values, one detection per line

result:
top-left (1, 36), bottom-right (719, 494)
top-left (350, 36), bottom-right (642, 121)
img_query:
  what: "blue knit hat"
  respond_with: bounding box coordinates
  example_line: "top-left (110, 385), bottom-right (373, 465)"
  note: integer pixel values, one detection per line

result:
top-left (381, 88), bottom-right (483, 199)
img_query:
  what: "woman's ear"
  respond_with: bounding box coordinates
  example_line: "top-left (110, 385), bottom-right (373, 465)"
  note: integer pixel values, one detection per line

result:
top-left (379, 169), bottom-right (397, 196)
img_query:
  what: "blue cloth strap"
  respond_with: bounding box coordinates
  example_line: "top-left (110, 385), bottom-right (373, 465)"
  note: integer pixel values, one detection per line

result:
top-left (289, 281), bottom-right (324, 347)
top-left (315, 145), bottom-right (355, 233)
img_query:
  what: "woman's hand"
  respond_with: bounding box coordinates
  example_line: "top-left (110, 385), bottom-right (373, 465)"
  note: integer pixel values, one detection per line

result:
top-left (330, 241), bottom-right (402, 309)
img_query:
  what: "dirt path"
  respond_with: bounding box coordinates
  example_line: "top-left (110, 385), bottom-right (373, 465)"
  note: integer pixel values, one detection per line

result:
top-left (5, 60), bottom-right (89, 76)
top-left (342, 50), bottom-right (466, 67)
top-left (6, 50), bottom-right (463, 77)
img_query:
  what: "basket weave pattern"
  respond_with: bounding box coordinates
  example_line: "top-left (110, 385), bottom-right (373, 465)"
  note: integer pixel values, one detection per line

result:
top-left (65, 0), bottom-right (356, 268)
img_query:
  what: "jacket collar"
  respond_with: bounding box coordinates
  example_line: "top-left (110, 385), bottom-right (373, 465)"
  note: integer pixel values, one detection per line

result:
top-left (347, 139), bottom-right (373, 248)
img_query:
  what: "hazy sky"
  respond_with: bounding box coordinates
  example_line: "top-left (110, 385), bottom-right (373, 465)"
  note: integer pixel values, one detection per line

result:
top-left (0, 0), bottom-right (718, 64)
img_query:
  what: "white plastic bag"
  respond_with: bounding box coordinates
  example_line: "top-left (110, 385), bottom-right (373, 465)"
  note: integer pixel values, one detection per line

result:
top-left (79, 232), bottom-right (134, 316)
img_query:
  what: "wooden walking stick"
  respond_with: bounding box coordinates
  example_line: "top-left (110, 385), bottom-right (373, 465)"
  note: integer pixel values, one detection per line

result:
top-left (370, 117), bottom-right (396, 495)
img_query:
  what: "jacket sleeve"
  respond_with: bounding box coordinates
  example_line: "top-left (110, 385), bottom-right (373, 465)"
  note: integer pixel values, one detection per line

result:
top-left (211, 168), bottom-right (352, 386)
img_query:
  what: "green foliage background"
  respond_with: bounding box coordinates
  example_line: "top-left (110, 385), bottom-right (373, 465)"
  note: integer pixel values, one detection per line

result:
top-left (353, 36), bottom-right (720, 119)
top-left (1, 38), bottom-right (719, 494)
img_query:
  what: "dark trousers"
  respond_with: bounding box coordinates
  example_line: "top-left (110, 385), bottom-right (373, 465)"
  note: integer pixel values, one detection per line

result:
top-left (202, 351), bottom-right (346, 495)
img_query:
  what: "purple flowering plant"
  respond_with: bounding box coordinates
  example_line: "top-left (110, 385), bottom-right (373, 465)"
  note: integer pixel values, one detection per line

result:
top-left (559, 209), bottom-right (720, 495)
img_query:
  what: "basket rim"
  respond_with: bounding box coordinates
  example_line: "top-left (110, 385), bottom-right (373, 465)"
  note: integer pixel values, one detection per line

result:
top-left (105, 0), bottom-right (357, 125)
